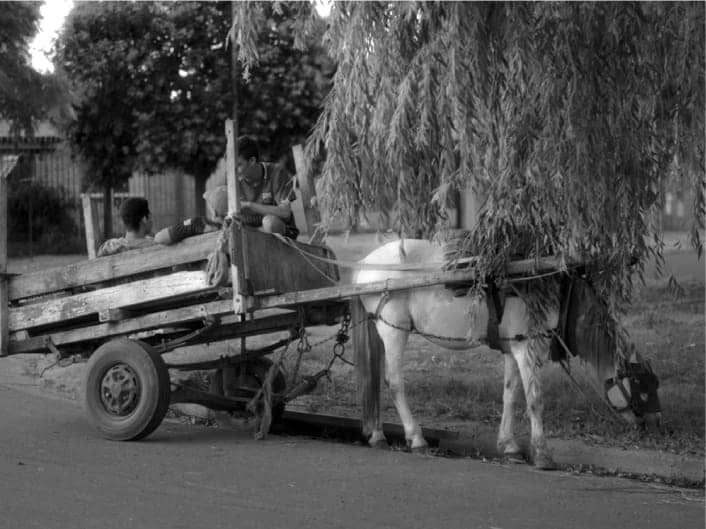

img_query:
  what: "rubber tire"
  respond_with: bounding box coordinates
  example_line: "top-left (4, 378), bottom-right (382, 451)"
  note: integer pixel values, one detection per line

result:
top-left (84, 338), bottom-right (170, 441)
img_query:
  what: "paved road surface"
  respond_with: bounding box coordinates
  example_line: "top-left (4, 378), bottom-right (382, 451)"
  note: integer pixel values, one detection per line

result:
top-left (0, 380), bottom-right (702, 529)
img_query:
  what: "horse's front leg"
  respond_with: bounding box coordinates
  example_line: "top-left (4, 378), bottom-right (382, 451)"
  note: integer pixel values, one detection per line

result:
top-left (377, 323), bottom-right (427, 452)
top-left (510, 340), bottom-right (555, 469)
top-left (497, 352), bottom-right (523, 460)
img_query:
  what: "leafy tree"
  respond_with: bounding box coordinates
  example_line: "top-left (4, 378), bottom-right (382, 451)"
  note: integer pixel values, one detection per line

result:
top-left (293, 2), bottom-right (704, 314)
top-left (56, 1), bottom-right (332, 228)
top-left (0, 1), bottom-right (66, 135)
top-left (56, 2), bottom-right (172, 236)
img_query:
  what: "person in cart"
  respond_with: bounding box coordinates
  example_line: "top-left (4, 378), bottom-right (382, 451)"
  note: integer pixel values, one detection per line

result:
top-left (154, 135), bottom-right (299, 245)
top-left (97, 197), bottom-right (156, 256)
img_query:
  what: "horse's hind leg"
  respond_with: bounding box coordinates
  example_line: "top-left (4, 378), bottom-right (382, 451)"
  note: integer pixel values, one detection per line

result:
top-left (497, 353), bottom-right (523, 460)
top-left (510, 341), bottom-right (555, 469)
top-left (377, 323), bottom-right (427, 452)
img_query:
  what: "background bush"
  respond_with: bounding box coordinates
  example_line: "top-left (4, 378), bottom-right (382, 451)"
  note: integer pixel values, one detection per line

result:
top-left (7, 181), bottom-right (84, 255)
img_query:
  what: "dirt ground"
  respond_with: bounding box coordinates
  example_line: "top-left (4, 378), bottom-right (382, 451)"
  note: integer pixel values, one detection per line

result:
top-left (6, 231), bottom-right (705, 456)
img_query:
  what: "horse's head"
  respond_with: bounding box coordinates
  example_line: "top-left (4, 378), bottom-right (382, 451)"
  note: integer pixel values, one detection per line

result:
top-left (604, 347), bottom-right (661, 430)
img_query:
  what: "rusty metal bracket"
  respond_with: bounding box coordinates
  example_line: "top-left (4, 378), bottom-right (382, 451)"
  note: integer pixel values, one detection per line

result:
top-left (43, 336), bottom-right (64, 358)
top-left (154, 317), bottom-right (218, 355)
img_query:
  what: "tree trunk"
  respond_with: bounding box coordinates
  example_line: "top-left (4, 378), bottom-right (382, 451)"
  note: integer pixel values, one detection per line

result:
top-left (102, 184), bottom-right (113, 239)
top-left (194, 175), bottom-right (206, 218)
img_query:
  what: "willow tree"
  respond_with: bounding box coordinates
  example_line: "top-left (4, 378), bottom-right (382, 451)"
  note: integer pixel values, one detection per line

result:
top-left (299, 2), bottom-right (704, 309)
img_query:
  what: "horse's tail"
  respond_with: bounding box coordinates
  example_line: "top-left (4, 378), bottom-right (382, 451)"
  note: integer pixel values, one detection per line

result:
top-left (352, 296), bottom-right (383, 438)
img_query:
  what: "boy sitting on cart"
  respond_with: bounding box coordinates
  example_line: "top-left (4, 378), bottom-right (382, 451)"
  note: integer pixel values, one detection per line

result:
top-left (154, 135), bottom-right (299, 245)
top-left (97, 197), bottom-right (157, 257)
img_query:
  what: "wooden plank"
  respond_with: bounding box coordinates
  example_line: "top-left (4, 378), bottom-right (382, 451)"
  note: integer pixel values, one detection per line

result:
top-left (231, 223), bottom-right (339, 297)
top-left (0, 168), bottom-right (8, 356)
top-left (9, 270), bottom-right (212, 331)
top-left (98, 308), bottom-right (133, 322)
top-left (253, 269), bottom-right (481, 309)
top-left (292, 144), bottom-right (323, 244)
top-left (280, 411), bottom-right (459, 442)
top-left (81, 193), bottom-right (101, 259)
top-left (8, 300), bottom-right (234, 354)
top-left (7, 304), bottom-right (295, 355)
top-left (252, 254), bottom-right (579, 310)
top-left (8, 231), bottom-right (219, 301)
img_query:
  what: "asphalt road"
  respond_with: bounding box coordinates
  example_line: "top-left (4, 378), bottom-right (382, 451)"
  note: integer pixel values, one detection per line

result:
top-left (0, 381), bottom-right (702, 529)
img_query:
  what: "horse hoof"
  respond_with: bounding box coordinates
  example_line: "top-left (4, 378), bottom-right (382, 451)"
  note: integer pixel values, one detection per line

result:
top-left (533, 454), bottom-right (557, 470)
top-left (503, 452), bottom-right (526, 465)
top-left (370, 439), bottom-right (389, 450)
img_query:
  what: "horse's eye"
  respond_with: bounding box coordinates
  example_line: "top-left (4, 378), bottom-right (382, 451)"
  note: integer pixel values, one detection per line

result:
top-left (640, 393), bottom-right (648, 402)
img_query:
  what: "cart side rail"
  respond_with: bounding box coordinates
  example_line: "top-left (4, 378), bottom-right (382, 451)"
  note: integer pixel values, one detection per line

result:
top-left (8, 231), bottom-right (220, 302)
top-left (8, 270), bottom-right (217, 333)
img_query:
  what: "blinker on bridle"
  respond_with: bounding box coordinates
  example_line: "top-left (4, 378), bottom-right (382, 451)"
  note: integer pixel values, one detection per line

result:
top-left (605, 359), bottom-right (660, 416)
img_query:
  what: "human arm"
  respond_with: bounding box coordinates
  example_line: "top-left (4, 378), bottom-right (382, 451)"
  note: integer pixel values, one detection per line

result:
top-left (154, 217), bottom-right (217, 245)
top-left (239, 165), bottom-right (297, 221)
top-left (239, 200), bottom-right (292, 221)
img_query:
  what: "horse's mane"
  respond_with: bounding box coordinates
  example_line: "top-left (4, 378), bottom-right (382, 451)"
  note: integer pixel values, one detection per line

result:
top-left (560, 278), bottom-right (619, 380)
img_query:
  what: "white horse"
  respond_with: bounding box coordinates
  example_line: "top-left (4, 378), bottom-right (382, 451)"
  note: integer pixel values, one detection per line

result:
top-left (352, 239), bottom-right (661, 469)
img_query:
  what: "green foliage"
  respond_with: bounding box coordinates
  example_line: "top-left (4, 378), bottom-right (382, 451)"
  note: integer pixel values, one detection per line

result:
top-left (7, 180), bottom-right (79, 249)
top-left (55, 1), bottom-right (333, 200)
top-left (304, 2), bottom-right (704, 313)
top-left (0, 1), bottom-right (66, 134)
top-left (55, 1), bottom-right (169, 189)
top-left (237, 2), bottom-right (334, 161)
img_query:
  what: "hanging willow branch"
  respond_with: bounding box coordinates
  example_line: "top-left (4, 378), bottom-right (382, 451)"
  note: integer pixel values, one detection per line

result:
top-left (304, 1), bottom-right (704, 307)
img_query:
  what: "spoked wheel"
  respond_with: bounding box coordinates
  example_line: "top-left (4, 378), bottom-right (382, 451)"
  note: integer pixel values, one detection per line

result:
top-left (222, 358), bottom-right (287, 423)
top-left (84, 339), bottom-right (170, 441)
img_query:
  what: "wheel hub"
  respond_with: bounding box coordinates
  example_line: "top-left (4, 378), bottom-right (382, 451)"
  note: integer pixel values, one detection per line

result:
top-left (100, 363), bottom-right (140, 416)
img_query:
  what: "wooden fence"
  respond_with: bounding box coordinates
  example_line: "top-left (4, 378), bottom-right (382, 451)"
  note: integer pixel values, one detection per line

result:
top-left (2, 141), bottom-right (87, 252)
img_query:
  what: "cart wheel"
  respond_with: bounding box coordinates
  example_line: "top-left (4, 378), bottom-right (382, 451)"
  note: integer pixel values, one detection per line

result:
top-left (225, 358), bottom-right (287, 422)
top-left (84, 338), bottom-right (170, 441)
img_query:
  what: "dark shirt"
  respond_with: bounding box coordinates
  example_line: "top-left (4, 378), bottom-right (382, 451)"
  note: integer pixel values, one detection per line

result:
top-left (239, 162), bottom-right (299, 239)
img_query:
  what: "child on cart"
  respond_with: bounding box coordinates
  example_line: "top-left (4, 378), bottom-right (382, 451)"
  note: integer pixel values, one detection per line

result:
top-left (97, 197), bottom-right (156, 257)
top-left (154, 136), bottom-right (299, 246)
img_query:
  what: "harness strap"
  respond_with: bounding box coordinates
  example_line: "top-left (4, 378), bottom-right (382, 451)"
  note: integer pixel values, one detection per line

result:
top-left (550, 275), bottom-right (575, 361)
top-left (372, 289), bottom-right (416, 333)
top-left (485, 282), bottom-right (504, 351)
top-left (374, 290), bottom-right (389, 321)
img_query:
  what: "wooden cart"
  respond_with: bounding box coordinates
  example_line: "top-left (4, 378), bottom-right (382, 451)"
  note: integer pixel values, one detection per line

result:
top-left (0, 122), bottom-right (563, 442)
top-left (1, 210), bottom-right (500, 441)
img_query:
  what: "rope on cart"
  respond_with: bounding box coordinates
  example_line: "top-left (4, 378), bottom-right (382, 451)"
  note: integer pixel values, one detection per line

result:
top-left (272, 233), bottom-right (584, 286)
top-left (247, 311), bottom-right (361, 440)
top-left (271, 233), bottom-right (478, 272)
